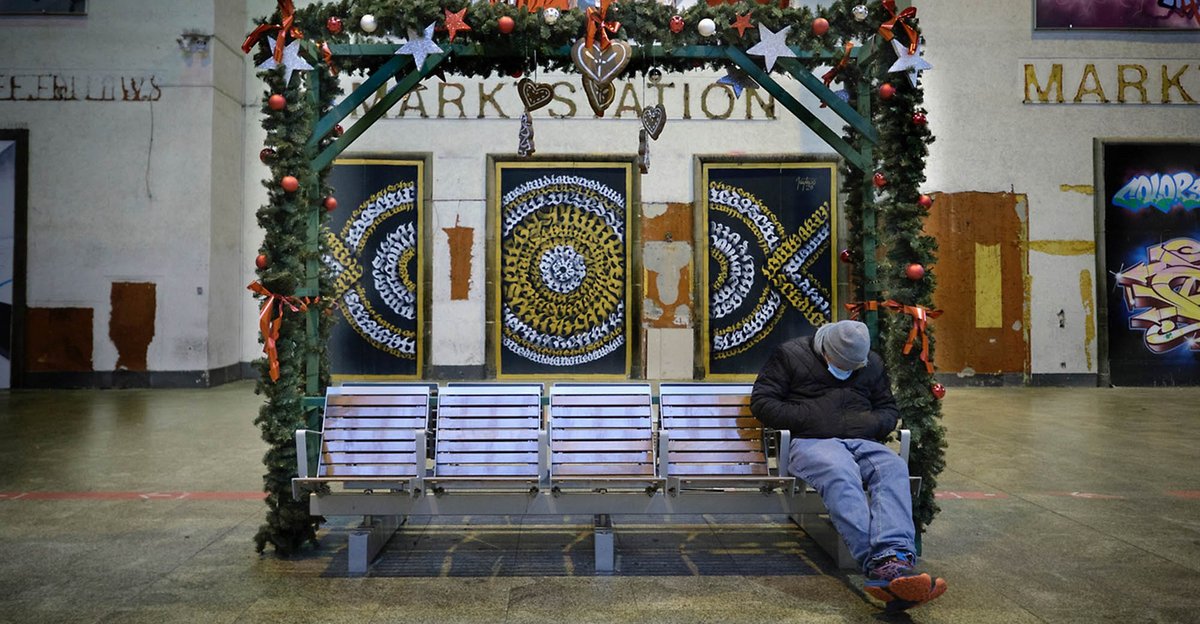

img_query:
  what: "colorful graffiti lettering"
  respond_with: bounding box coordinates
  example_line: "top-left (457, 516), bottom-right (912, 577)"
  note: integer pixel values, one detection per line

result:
top-left (1112, 172), bottom-right (1200, 212)
top-left (1116, 237), bottom-right (1200, 353)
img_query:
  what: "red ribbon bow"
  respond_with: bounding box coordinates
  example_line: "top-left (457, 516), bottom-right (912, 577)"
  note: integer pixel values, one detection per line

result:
top-left (882, 299), bottom-right (943, 373)
top-left (319, 41), bottom-right (337, 75)
top-left (248, 281), bottom-right (317, 382)
top-left (586, 0), bottom-right (621, 50)
top-left (843, 300), bottom-right (879, 320)
top-left (241, 0), bottom-right (303, 62)
top-left (821, 42), bottom-right (856, 88)
top-left (879, 0), bottom-right (919, 54)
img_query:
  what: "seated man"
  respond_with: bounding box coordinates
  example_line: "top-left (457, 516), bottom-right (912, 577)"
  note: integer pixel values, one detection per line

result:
top-left (750, 319), bottom-right (947, 610)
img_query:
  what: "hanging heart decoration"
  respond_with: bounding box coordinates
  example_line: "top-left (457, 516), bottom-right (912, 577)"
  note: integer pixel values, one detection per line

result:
top-left (641, 104), bottom-right (666, 140)
top-left (517, 78), bottom-right (555, 112)
top-left (637, 129), bottom-right (650, 174)
top-left (581, 76), bottom-right (616, 117)
top-left (517, 111), bottom-right (535, 157)
top-left (571, 38), bottom-right (632, 86)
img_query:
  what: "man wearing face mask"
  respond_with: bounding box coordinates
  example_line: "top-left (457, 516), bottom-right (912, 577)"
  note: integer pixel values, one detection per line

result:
top-left (750, 319), bottom-right (946, 610)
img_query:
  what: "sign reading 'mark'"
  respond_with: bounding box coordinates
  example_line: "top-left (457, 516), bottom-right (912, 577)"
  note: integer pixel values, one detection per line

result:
top-left (1023, 60), bottom-right (1197, 105)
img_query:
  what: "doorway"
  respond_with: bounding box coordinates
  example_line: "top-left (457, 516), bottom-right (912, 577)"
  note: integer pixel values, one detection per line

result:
top-left (0, 131), bottom-right (27, 389)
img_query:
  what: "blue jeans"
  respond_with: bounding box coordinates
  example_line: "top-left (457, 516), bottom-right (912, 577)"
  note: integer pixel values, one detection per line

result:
top-left (789, 438), bottom-right (915, 571)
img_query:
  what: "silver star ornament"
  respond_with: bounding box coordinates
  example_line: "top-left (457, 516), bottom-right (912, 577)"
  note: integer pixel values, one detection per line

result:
top-left (257, 39), bottom-right (314, 86)
top-left (888, 38), bottom-right (932, 88)
top-left (397, 23), bottom-right (444, 71)
top-left (745, 24), bottom-right (797, 72)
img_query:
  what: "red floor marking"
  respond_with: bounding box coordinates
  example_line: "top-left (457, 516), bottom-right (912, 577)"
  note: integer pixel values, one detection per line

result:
top-left (0, 491), bottom-right (265, 501)
top-left (1167, 490), bottom-right (1200, 500)
top-left (935, 491), bottom-right (1008, 500)
top-left (1044, 491), bottom-right (1126, 500)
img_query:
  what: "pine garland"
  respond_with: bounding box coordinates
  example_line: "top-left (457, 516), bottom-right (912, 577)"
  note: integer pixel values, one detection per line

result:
top-left (248, 0), bottom-right (947, 552)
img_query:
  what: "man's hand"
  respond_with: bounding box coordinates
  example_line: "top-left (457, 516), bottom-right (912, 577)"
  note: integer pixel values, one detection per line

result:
top-left (839, 410), bottom-right (884, 440)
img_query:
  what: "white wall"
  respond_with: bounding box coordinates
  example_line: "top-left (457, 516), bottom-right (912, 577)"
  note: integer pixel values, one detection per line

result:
top-left (0, 0), bottom-right (247, 377)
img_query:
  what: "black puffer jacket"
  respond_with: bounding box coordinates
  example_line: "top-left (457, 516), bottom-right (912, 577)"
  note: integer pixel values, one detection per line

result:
top-left (750, 336), bottom-right (899, 441)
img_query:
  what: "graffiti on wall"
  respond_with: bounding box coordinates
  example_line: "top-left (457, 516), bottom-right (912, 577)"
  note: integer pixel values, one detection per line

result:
top-left (494, 163), bottom-right (631, 377)
top-left (1103, 141), bottom-right (1200, 385)
top-left (324, 160), bottom-right (423, 377)
top-left (702, 163), bottom-right (837, 378)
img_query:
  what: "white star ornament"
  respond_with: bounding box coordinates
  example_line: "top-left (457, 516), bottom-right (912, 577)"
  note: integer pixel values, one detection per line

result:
top-left (888, 38), bottom-right (932, 88)
top-left (257, 39), bottom-right (313, 86)
top-left (396, 23), bottom-right (444, 71)
top-left (745, 24), bottom-right (797, 73)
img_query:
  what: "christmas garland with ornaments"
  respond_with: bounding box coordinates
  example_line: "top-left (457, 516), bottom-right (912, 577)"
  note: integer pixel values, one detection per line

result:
top-left (246, 0), bottom-right (945, 554)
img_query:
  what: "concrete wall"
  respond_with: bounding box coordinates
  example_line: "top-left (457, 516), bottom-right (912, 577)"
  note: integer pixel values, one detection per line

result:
top-left (0, 0), bottom-right (248, 384)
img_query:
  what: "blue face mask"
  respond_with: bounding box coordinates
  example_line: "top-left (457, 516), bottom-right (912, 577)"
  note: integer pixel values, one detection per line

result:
top-left (827, 363), bottom-right (853, 380)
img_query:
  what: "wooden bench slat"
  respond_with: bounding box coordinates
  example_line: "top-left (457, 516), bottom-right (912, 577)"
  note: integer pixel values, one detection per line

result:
top-left (325, 406), bottom-right (428, 418)
top-left (436, 452), bottom-right (539, 464)
top-left (551, 440), bottom-right (652, 452)
top-left (661, 417), bottom-right (763, 429)
top-left (436, 417), bottom-right (540, 429)
top-left (551, 418), bottom-right (652, 429)
top-left (660, 395), bottom-right (750, 406)
top-left (324, 417), bottom-right (426, 429)
top-left (660, 405), bottom-right (752, 418)
top-left (668, 451), bottom-right (766, 463)
top-left (550, 406), bottom-right (652, 417)
top-left (437, 440), bottom-right (538, 453)
top-left (435, 465), bottom-right (539, 477)
top-left (670, 464), bottom-right (769, 476)
top-left (436, 429), bottom-right (539, 441)
top-left (324, 440), bottom-right (417, 453)
top-left (551, 429), bottom-right (649, 441)
top-left (327, 395), bottom-right (428, 406)
top-left (322, 452), bottom-right (418, 464)
top-left (438, 394), bottom-right (540, 407)
top-left (668, 440), bottom-right (761, 452)
top-left (553, 451), bottom-right (653, 464)
top-left (320, 464), bottom-right (419, 477)
top-left (551, 395), bottom-right (650, 407)
top-left (553, 464), bottom-right (655, 476)
top-left (322, 429), bottom-right (418, 441)
top-left (438, 406), bottom-right (541, 418)
top-left (665, 429), bottom-right (761, 441)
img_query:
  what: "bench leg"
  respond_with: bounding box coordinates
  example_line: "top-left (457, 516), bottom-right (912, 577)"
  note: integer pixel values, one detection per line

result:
top-left (594, 514), bottom-right (614, 575)
top-left (791, 513), bottom-right (857, 570)
top-left (348, 515), bottom-right (404, 576)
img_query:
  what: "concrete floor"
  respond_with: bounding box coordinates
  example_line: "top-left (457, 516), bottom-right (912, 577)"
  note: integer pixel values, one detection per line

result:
top-left (0, 381), bottom-right (1198, 623)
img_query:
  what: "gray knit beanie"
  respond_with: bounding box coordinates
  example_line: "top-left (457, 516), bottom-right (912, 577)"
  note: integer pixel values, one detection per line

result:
top-left (813, 320), bottom-right (870, 371)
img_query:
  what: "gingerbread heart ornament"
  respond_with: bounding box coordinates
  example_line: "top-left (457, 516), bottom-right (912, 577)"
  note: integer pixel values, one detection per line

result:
top-left (641, 104), bottom-right (666, 140)
top-left (582, 76), bottom-right (615, 117)
top-left (571, 38), bottom-right (632, 86)
top-left (517, 78), bottom-right (554, 112)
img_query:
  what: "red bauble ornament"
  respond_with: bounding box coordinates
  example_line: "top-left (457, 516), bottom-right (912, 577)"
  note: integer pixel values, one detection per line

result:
top-left (323, 196), bottom-right (338, 212)
top-left (839, 248), bottom-right (852, 264)
top-left (669, 15), bottom-right (685, 34)
top-left (259, 148), bottom-right (276, 164)
top-left (912, 112), bottom-right (928, 126)
top-left (878, 83), bottom-right (896, 100)
top-left (905, 263), bottom-right (926, 281)
top-left (497, 15), bottom-right (515, 34)
top-left (931, 383), bottom-right (946, 400)
top-left (873, 172), bottom-right (887, 188)
top-left (255, 254), bottom-right (269, 270)
top-left (812, 17), bottom-right (830, 36)
top-left (327, 16), bottom-right (344, 34)
top-left (280, 175), bottom-right (300, 193)
top-left (267, 94), bottom-right (286, 111)
top-left (333, 124), bottom-right (344, 136)
top-left (509, 69), bottom-right (523, 78)
top-left (918, 194), bottom-right (933, 208)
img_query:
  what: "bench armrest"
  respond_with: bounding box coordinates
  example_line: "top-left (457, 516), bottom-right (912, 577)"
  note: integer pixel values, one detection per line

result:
top-left (295, 429), bottom-right (321, 479)
top-left (777, 430), bottom-right (792, 478)
top-left (657, 428), bottom-right (670, 479)
top-left (898, 429), bottom-right (911, 464)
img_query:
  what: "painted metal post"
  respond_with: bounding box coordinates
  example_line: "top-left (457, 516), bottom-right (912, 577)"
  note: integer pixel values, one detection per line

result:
top-left (857, 75), bottom-right (880, 345)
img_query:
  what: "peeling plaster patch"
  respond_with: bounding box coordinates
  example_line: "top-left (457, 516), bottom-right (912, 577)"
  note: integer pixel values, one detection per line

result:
top-left (443, 216), bottom-right (473, 301)
top-left (1029, 240), bottom-right (1096, 256)
top-left (110, 282), bottom-right (156, 371)
top-left (674, 304), bottom-right (691, 327)
top-left (642, 202), bottom-right (668, 219)
top-left (644, 297), bottom-right (663, 321)
top-left (1080, 269), bottom-right (1095, 372)
top-left (1059, 184), bottom-right (1095, 195)
top-left (644, 241), bottom-right (691, 306)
